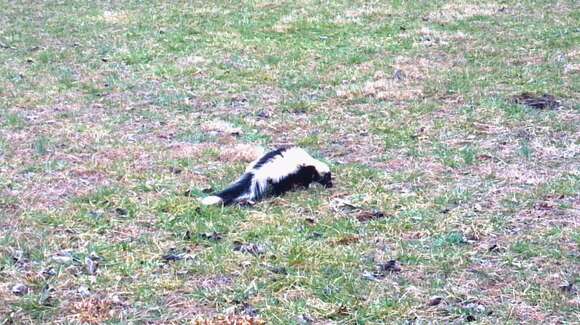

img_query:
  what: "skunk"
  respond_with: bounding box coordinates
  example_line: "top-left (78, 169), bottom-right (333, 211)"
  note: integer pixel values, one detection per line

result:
top-left (201, 147), bottom-right (332, 205)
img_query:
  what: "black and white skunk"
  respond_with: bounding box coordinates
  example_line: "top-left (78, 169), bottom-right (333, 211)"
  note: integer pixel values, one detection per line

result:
top-left (201, 147), bottom-right (332, 205)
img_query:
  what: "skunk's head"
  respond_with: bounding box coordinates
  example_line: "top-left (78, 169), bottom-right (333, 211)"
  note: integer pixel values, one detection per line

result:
top-left (312, 160), bottom-right (333, 188)
top-left (318, 171), bottom-right (333, 188)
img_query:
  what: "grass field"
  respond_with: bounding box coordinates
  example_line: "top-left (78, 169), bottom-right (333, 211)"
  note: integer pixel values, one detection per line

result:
top-left (1, 0), bottom-right (578, 323)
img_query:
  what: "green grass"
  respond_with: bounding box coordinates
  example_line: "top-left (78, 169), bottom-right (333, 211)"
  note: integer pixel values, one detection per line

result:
top-left (1, 0), bottom-right (578, 323)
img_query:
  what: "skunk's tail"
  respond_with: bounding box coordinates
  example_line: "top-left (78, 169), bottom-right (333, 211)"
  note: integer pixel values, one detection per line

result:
top-left (200, 173), bottom-right (254, 206)
top-left (200, 195), bottom-right (223, 205)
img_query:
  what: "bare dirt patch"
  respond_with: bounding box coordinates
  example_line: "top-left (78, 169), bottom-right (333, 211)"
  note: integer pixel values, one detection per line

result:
top-left (219, 144), bottom-right (264, 163)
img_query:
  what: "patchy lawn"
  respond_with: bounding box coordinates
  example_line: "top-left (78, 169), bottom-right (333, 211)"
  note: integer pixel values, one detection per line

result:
top-left (0, 0), bottom-right (578, 323)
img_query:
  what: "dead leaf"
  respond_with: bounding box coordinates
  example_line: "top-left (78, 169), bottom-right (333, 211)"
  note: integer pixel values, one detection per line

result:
top-left (307, 232), bottom-right (323, 240)
top-left (559, 282), bottom-right (577, 294)
top-left (428, 296), bottom-right (443, 306)
top-left (162, 248), bottom-right (185, 262)
top-left (270, 266), bottom-right (288, 275)
top-left (304, 217), bottom-right (316, 225)
top-left (356, 209), bottom-right (388, 222)
top-left (85, 252), bottom-right (101, 275)
top-left (238, 302), bottom-right (259, 317)
top-left (332, 236), bottom-right (360, 246)
top-left (11, 283), bottom-right (29, 296)
top-left (233, 242), bottom-right (266, 256)
top-left (199, 232), bottom-right (223, 242)
top-left (114, 207), bottom-right (128, 216)
top-left (378, 260), bottom-right (401, 273)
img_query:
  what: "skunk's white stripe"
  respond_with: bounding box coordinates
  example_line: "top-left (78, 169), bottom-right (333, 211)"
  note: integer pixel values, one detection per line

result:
top-left (251, 147), bottom-right (325, 195)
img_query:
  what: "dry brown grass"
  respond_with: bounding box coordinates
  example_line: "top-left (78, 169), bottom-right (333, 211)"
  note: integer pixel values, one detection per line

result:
top-left (67, 297), bottom-right (117, 324)
top-left (219, 144), bottom-right (264, 163)
top-left (336, 55), bottom-right (458, 103)
top-left (411, 27), bottom-right (471, 48)
top-left (100, 10), bottom-right (132, 24)
top-left (426, 3), bottom-right (504, 24)
top-left (202, 120), bottom-right (243, 136)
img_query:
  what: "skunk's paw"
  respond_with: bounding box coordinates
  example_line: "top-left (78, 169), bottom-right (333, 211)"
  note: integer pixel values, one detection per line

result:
top-left (238, 199), bottom-right (256, 207)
